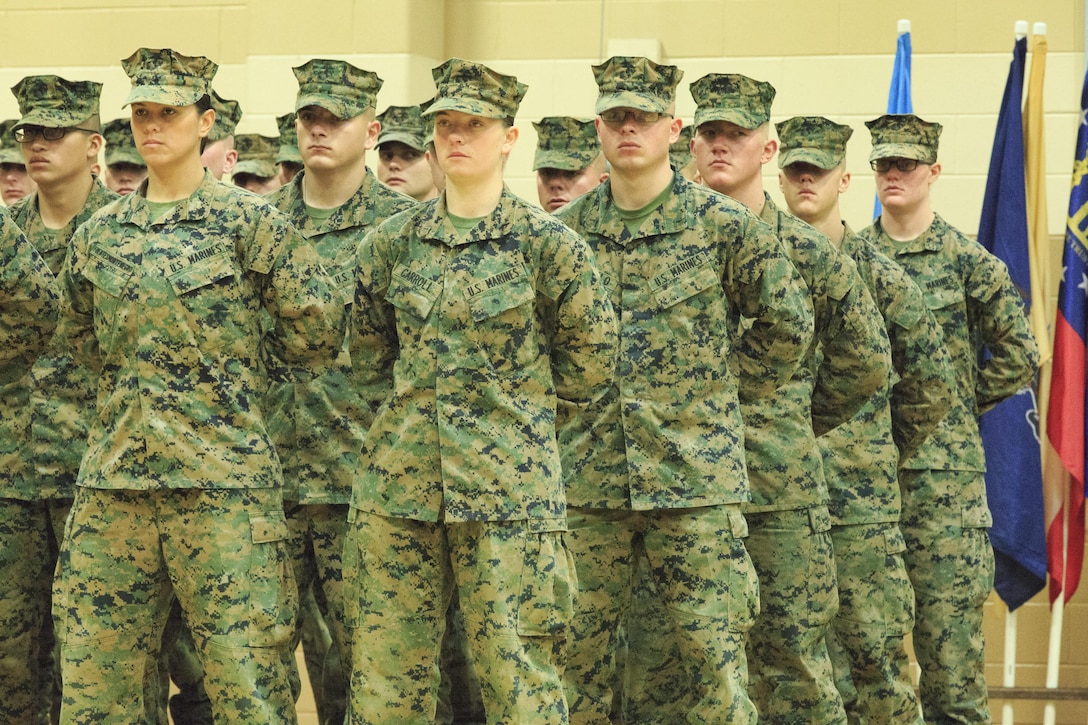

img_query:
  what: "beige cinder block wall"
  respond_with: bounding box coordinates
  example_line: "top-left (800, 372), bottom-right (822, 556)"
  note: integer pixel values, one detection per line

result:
top-left (1, 0), bottom-right (1085, 721)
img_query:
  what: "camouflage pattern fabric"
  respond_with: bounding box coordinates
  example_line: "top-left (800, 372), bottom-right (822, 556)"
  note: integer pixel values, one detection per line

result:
top-left (591, 56), bottom-right (683, 114)
top-left (121, 48), bottom-right (215, 108)
top-left (347, 187), bottom-right (615, 722)
top-left (899, 470), bottom-right (995, 725)
top-left (775, 116), bottom-right (853, 170)
top-left (350, 188), bottom-right (616, 523)
top-left (345, 512), bottom-right (574, 724)
top-left (207, 91), bottom-right (241, 143)
top-left (739, 196), bottom-right (891, 724)
top-left (423, 58), bottom-right (527, 121)
top-left (566, 505), bottom-right (758, 724)
top-left (0, 188), bottom-right (110, 724)
top-left (826, 522), bottom-right (921, 725)
top-left (294, 59), bottom-right (382, 120)
top-left (859, 214), bottom-right (1038, 723)
top-left (0, 498), bottom-right (68, 723)
top-left (865, 114), bottom-right (942, 164)
top-left (266, 167), bottom-right (414, 724)
top-left (554, 176), bottom-right (812, 511)
top-left (54, 487), bottom-right (298, 724)
top-left (11, 75), bottom-right (101, 129)
top-left (103, 118), bottom-right (144, 168)
top-left (689, 73), bottom-right (775, 130)
top-left (817, 226), bottom-right (951, 723)
top-left (532, 116), bottom-right (599, 172)
top-left (276, 112), bottom-right (302, 164)
top-left (376, 104), bottom-right (428, 152)
top-left (555, 172), bottom-right (812, 724)
top-left (55, 170), bottom-right (345, 491)
top-left (669, 124), bottom-right (693, 171)
top-left (232, 133), bottom-right (279, 178)
top-left (0, 118), bottom-right (23, 164)
top-left (435, 590), bottom-right (485, 725)
top-left (858, 213), bottom-right (1039, 474)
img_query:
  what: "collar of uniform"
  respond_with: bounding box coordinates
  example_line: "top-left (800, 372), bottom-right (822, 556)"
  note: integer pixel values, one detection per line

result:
top-left (271, 168), bottom-right (414, 239)
top-left (573, 170), bottom-right (694, 243)
top-left (117, 169), bottom-right (218, 228)
top-left (10, 179), bottom-right (117, 246)
top-left (416, 186), bottom-right (518, 247)
top-left (873, 212), bottom-right (946, 254)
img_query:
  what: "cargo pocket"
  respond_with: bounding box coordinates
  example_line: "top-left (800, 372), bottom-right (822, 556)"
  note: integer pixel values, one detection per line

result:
top-left (247, 510), bottom-right (297, 648)
top-left (516, 527), bottom-right (575, 638)
top-left (882, 526), bottom-right (915, 638)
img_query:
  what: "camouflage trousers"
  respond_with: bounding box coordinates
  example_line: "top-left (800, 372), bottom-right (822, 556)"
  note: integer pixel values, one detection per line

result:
top-left (344, 510), bottom-right (572, 725)
top-left (745, 505), bottom-right (846, 725)
top-left (0, 496), bottom-right (70, 724)
top-left (827, 522), bottom-right (922, 725)
top-left (435, 589), bottom-right (486, 725)
top-left (285, 501), bottom-right (352, 725)
top-left (54, 486), bottom-right (299, 725)
top-left (900, 470), bottom-right (994, 725)
top-left (563, 505), bottom-right (758, 725)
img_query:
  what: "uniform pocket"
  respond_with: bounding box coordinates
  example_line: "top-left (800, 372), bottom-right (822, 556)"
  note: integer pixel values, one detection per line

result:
top-left (516, 528), bottom-right (575, 638)
top-left (247, 510), bottom-right (297, 647)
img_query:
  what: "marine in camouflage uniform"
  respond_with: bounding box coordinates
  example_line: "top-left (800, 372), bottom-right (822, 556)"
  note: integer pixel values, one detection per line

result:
top-left (0, 75), bottom-right (118, 725)
top-left (1, 118), bottom-right (38, 205)
top-left (555, 57), bottom-right (814, 725)
top-left (51, 48), bottom-right (345, 725)
top-left (625, 73), bottom-right (894, 725)
top-left (776, 115), bottom-right (957, 724)
top-left (375, 104), bottom-right (439, 203)
top-left (858, 114), bottom-right (1040, 725)
top-left (265, 58), bottom-right (418, 725)
top-left (232, 132), bottom-right (281, 194)
top-left (101, 117), bottom-right (147, 195)
top-left (0, 203), bottom-right (63, 724)
top-left (275, 111), bottom-right (303, 185)
top-left (200, 91), bottom-right (241, 181)
top-left (345, 58), bottom-right (617, 725)
top-left (532, 116), bottom-right (607, 213)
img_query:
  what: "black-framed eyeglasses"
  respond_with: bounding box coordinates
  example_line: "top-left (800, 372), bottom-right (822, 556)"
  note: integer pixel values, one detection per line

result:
top-left (870, 157), bottom-right (924, 173)
top-left (599, 109), bottom-right (672, 127)
top-left (13, 125), bottom-right (96, 144)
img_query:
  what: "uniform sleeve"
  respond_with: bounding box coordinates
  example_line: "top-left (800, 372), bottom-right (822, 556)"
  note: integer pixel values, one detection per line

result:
top-left (54, 224), bottom-right (101, 375)
top-left (0, 212), bottom-right (59, 384)
top-left (544, 232), bottom-right (617, 406)
top-left (730, 216), bottom-right (814, 403)
top-left (257, 214), bottom-right (347, 377)
top-left (864, 245), bottom-right (953, 461)
top-left (968, 248), bottom-right (1040, 413)
top-left (810, 248), bottom-right (894, 437)
top-left (350, 227), bottom-right (399, 422)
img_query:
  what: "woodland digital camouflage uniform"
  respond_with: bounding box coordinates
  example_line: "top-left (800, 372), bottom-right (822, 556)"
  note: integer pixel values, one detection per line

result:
top-left (51, 47), bottom-right (346, 725)
top-left (624, 73), bottom-right (893, 725)
top-left (345, 58), bottom-right (616, 725)
top-left (555, 56), bottom-right (815, 725)
top-left (266, 56), bottom-right (416, 725)
top-left (0, 73), bottom-right (117, 724)
top-left (813, 225), bottom-right (953, 725)
top-left (859, 222), bottom-right (1038, 723)
top-left (0, 204), bottom-right (62, 723)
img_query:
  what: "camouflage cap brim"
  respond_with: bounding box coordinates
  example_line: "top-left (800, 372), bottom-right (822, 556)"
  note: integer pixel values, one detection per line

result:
top-left (594, 89), bottom-right (669, 115)
top-left (14, 108), bottom-right (91, 129)
top-left (533, 148), bottom-right (597, 172)
top-left (232, 159), bottom-right (277, 178)
top-left (295, 93), bottom-right (364, 120)
top-left (276, 146), bottom-right (302, 164)
top-left (105, 148), bottom-right (146, 167)
top-left (778, 146), bottom-right (841, 170)
top-left (0, 149), bottom-right (23, 165)
top-left (868, 142), bottom-right (936, 164)
top-left (693, 106), bottom-right (762, 131)
top-left (423, 96), bottom-right (508, 120)
top-left (123, 84), bottom-right (205, 108)
top-left (377, 131), bottom-right (426, 152)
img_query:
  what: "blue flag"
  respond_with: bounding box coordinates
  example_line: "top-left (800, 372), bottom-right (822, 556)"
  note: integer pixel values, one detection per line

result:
top-left (875, 30), bottom-right (914, 218)
top-left (978, 35), bottom-right (1047, 611)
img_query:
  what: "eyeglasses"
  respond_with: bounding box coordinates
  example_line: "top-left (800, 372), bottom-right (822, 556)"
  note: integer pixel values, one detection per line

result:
top-left (13, 125), bottom-right (96, 144)
top-left (599, 109), bottom-right (672, 127)
top-left (870, 157), bottom-right (924, 173)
